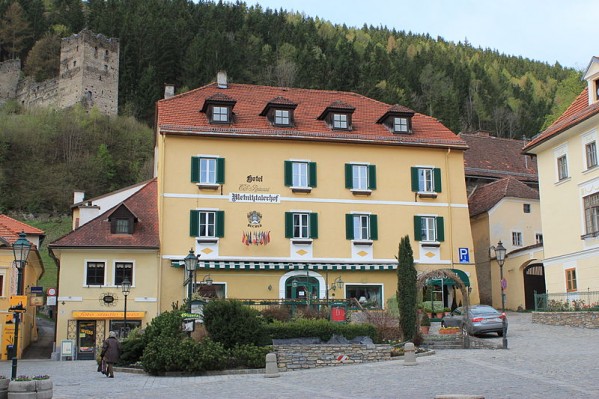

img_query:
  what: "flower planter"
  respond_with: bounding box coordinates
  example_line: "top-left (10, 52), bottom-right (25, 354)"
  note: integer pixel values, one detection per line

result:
top-left (420, 325), bottom-right (430, 334)
top-left (439, 328), bottom-right (461, 335)
top-left (0, 378), bottom-right (8, 399)
top-left (7, 379), bottom-right (52, 399)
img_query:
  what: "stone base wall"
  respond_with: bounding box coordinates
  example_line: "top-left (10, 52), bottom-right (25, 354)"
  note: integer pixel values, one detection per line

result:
top-left (274, 344), bottom-right (391, 371)
top-left (532, 311), bottom-right (599, 328)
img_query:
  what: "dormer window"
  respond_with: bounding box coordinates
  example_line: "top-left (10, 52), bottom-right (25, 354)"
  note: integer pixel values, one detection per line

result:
top-left (108, 204), bottom-right (138, 234)
top-left (377, 104), bottom-right (415, 134)
top-left (260, 97), bottom-right (297, 127)
top-left (200, 93), bottom-right (236, 124)
top-left (595, 79), bottom-right (599, 101)
top-left (318, 101), bottom-right (355, 131)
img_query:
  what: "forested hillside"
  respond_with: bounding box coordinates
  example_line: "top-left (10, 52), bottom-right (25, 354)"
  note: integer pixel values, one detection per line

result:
top-left (0, 0), bottom-right (584, 138)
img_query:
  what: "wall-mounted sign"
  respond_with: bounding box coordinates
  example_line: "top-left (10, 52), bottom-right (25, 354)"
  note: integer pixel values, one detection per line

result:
top-left (247, 211), bottom-right (262, 227)
top-left (230, 193), bottom-right (280, 203)
top-left (30, 286), bottom-right (43, 294)
top-left (47, 288), bottom-right (57, 296)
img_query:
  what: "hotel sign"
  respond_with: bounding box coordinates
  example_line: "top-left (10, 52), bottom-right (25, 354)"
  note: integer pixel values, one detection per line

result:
top-left (72, 311), bottom-right (146, 320)
top-left (230, 193), bottom-right (280, 203)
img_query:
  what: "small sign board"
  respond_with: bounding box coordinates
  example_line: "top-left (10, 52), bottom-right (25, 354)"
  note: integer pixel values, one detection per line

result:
top-left (9, 295), bottom-right (27, 312)
top-left (30, 296), bottom-right (43, 306)
top-left (46, 296), bottom-right (57, 306)
top-left (181, 312), bottom-right (202, 319)
top-left (30, 286), bottom-right (43, 294)
top-left (60, 339), bottom-right (75, 361)
top-left (458, 248), bottom-right (470, 263)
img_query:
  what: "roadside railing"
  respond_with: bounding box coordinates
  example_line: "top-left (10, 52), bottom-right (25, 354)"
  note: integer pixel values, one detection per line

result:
top-left (534, 290), bottom-right (599, 311)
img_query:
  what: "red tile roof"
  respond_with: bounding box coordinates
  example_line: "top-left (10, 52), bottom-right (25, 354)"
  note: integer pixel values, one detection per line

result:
top-left (50, 179), bottom-right (159, 249)
top-left (460, 132), bottom-right (537, 183)
top-left (468, 177), bottom-right (539, 217)
top-left (0, 215), bottom-right (44, 245)
top-left (157, 83), bottom-right (467, 149)
top-left (524, 87), bottom-right (599, 152)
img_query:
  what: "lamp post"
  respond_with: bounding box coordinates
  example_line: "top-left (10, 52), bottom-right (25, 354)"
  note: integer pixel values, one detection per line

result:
top-left (184, 249), bottom-right (198, 313)
top-left (11, 232), bottom-right (31, 380)
top-left (491, 240), bottom-right (508, 349)
top-left (121, 278), bottom-right (131, 338)
top-left (325, 275), bottom-right (344, 301)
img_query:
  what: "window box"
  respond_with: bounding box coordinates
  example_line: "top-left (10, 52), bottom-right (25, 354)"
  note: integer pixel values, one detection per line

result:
top-left (350, 189), bottom-right (372, 196)
top-left (417, 192), bottom-right (438, 199)
top-left (291, 238), bottom-right (313, 245)
top-left (421, 241), bottom-right (441, 248)
top-left (352, 240), bottom-right (373, 246)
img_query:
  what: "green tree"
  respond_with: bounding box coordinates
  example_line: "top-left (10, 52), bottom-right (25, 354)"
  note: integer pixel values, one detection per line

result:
top-left (397, 235), bottom-right (418, 342)
top-left (24, 32), bottom-right (61, 81)
top-left (0, 1), bottom-right (33, 59)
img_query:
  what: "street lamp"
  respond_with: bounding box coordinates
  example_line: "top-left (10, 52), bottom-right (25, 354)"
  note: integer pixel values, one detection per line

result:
top-left (11, 231), bottom-right (31, 380)
top-left (326, 275), bottom-right (344, 301)
top-left (121, 278), bottom-right (131, 338)
top-left (183, 249), bottom-right (198, 313)
top-left (491, 240), bottom-right (508, 349)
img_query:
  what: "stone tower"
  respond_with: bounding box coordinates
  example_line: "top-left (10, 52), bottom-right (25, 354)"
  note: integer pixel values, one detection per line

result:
top-left (58, 30), bottom-right (119, 115)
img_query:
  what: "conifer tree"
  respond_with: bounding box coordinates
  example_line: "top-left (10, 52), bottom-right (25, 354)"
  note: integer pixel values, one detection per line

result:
top-left (397, 235), bottom-right (418, 341)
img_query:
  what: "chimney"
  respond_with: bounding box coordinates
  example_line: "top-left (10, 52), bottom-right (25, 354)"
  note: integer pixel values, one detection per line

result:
top-left (217, 71), bottom-right (228, 89)
top-left (73, 191), bottom-right (85, 204)
top-left (164, 84), bottom-right (175, 99)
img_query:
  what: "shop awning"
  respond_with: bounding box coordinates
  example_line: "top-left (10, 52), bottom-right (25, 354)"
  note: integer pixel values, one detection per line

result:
top-left (426, 268), bottom-right (470, 287)
top-left (170, 260), bottom-right (397, 271)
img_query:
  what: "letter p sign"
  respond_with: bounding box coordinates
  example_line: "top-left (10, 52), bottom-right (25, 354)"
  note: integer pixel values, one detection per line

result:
top-left (458, 248), bottom-right (470, 263)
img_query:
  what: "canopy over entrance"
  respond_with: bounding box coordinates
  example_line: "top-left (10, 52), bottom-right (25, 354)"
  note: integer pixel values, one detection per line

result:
top-left (426, 268), bottom-right (470, 287)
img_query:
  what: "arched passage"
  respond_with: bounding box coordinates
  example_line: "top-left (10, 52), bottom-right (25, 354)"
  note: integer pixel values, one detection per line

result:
top-left (416, 269), bottom-right (470, 325)
top-left (523, 262), bottom-right (545, 310)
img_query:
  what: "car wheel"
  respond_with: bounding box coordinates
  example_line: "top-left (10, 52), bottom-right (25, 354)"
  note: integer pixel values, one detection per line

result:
top-left (441, 321), bottom-right (446, 328)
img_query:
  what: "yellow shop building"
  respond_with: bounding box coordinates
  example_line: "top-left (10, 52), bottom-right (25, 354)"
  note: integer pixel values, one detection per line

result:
top-left (155, 73), bottom-right (478, 311)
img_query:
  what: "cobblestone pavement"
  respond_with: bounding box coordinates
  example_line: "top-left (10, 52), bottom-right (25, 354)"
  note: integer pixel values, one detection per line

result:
top-left (1, 312), bottom-right (598, 399)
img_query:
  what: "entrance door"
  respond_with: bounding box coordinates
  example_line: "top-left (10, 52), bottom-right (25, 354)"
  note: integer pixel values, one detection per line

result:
top-left (524, 264), bottom-right (545, 310)
top-left (77, 320), bottom-right (96, 360)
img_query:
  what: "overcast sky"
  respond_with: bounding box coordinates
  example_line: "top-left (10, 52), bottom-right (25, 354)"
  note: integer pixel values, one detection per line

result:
top-left (238, 0), bottom-right (596, 70)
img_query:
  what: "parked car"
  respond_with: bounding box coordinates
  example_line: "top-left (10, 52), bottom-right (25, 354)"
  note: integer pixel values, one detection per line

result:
top-left (441, 305), bottom-right (508, 337)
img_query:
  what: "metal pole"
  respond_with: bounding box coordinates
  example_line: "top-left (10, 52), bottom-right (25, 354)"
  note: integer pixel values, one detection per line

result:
top-left (500, 264), bottom-right (508, 349)
top-left (123, 294), bottom-right (128, 338)
top-left (187, 269), bottom-right (193, 313)
top-left (11, 267), bottom-right (23, 380)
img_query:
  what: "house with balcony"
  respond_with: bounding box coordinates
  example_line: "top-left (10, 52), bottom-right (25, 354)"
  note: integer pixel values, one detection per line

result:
top-left (155, 73), bottom-right (478, 313)
top-left (523, 56), bottom-right (599, 298)
top-left (0, 215), bottom-right (45, 360)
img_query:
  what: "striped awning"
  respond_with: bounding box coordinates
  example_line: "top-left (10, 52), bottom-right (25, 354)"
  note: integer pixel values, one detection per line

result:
top-left (170, 260), bottom-right (397, 271)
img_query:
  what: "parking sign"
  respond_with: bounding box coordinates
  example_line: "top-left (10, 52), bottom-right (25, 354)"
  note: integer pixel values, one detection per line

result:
top-left (459, 248), bottom-right (470, 263)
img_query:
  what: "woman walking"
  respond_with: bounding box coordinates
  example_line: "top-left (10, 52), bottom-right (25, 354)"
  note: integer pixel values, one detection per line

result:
top-left (101, 331), bottom-right (121, 378)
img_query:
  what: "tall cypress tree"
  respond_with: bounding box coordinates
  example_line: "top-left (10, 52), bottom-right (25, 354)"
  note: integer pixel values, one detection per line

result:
top-left (397, 235), bottom-right (418, 341)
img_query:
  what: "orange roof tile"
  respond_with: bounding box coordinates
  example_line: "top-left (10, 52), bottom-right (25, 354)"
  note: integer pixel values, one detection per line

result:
top-left (0, 215), bottom-right (44, 244)
top-left (157, 83), bottom-right (467, 149)
top-left (524, 87), bottom-right (599, 152)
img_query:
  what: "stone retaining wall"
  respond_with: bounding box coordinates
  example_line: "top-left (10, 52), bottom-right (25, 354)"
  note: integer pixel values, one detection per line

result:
top-left (532, 311), bottom-right (599, 328)
top-left (274, 344), bottom-right (391, 371)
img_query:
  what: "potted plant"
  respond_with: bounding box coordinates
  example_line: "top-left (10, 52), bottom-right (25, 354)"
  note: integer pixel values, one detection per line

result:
top-left (420, 312), bottom-right (431, 334)
top-left (444, 307), bottom-right (451, 316)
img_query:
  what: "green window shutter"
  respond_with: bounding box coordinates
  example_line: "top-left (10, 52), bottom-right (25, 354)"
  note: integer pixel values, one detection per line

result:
top-left (434, 168), bottom-right (442, 193)
top-left (369, 214), bottom-right (378, 240)
top-left (309, 162), bottom-right (317, 187)
top-left (309, 213), bottom-right (318, 238)
top-left (436, 216), bottom-right (444, 242)
top-left (345, 164), bottom-right (353, 189)
top-left (413, 215), bottom-right (422, 241)
top-left (368, 165), bottom-right (377, 190)
top-left (285, 212), bottom-right (293, 238)
top-left (191, 157), bottom-right (200, 183)
top-left (345, 214), bottom-right (354, 239)
top-left (284, 161), bottom-right (293, 187)
top-left (411, 167), bottom-right (419, 192)
top-left (190, 210), bottom-right (200, 236)
top-left (215, 211), bottom-right (225, 237)
top-left (216, 158), bottom-right (225, 184)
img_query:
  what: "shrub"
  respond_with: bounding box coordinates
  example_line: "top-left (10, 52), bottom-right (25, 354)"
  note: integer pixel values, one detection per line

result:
top-left (118, 328), bottom-right (146, 366)
top-left (203, 300), bottom-right (268, 348)
top-left (260, 306), bottom-right (292, 322)
top-left (141, 335), bottom-right (191, 374)
top-left (420, 312), bottom-right (431, 326)
top-left (364, 310), bottom-right (401, 342)
top-left (229, 344), bottom-right (271, 369)
top-left (142, 308), bottom-right (186, 345)
top-left (265, 319), bottom-right (379, 342)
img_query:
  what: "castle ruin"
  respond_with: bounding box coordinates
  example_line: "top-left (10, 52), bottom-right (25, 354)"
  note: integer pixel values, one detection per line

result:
top-left (0, 30), bottom-right (119, 116)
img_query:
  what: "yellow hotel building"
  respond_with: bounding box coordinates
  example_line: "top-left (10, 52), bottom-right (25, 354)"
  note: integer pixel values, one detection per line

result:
top-left (155, 73), bottom-right (478, 310)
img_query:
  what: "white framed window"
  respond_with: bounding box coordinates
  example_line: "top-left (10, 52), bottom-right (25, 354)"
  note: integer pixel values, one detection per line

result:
top-left (346, 284), bottom-right (383, 309)
top-left (419, 168), bottom-right (434, 192)
top-left (0, 271), bottom-right (5, 297)
top-left (114, 262), bottom-right (133, 286)
top-left (523, 204), bottom-right (531, 213)
top-left (190, 210), bottom-right (224, 238)
top-left (535, 233), bottom-right (543, 244)
top-left (566, 268), bottom-right (577, 292)
top-left (512, 231), bottom-right (523, 246)
top-left (199, 211), bottom-right (216, 237)
top-left (421, 216), bottom-right (437, 242)
top-left (212, 106), bottom-right (229, 122)
top-left (115, 219), bottom-right (130, 234)
top-left (346, 213), bottom-right (378, 241)
top-left (584, 192), bottom-right (599, 236)
top-left (285, 212), bottom-right (318, 239)
top-left (411, 167), bottom-right (441, 194)
top-left (554, 144), bottom-right (569, 182)
top-left (586, 141), bottom-right (598, 169)
top-left (393, 117), bottom-right (409, 133)
top-left (85, 261), bottom-right (105, 286)
top-left (274, 109), bottom-right (290, 126)
top-left (191, 156), bottom-right (225, 185)
top-left (293, 213), bottom-right (309, 238)
top-left (293, 162), bottom-right (308, 187)
top-left (414, 215), bottom-right (444, 243)
top-left (345, 163), bottom-right (376, 192)
top-left (333, 113), bottom-right (348, 129)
